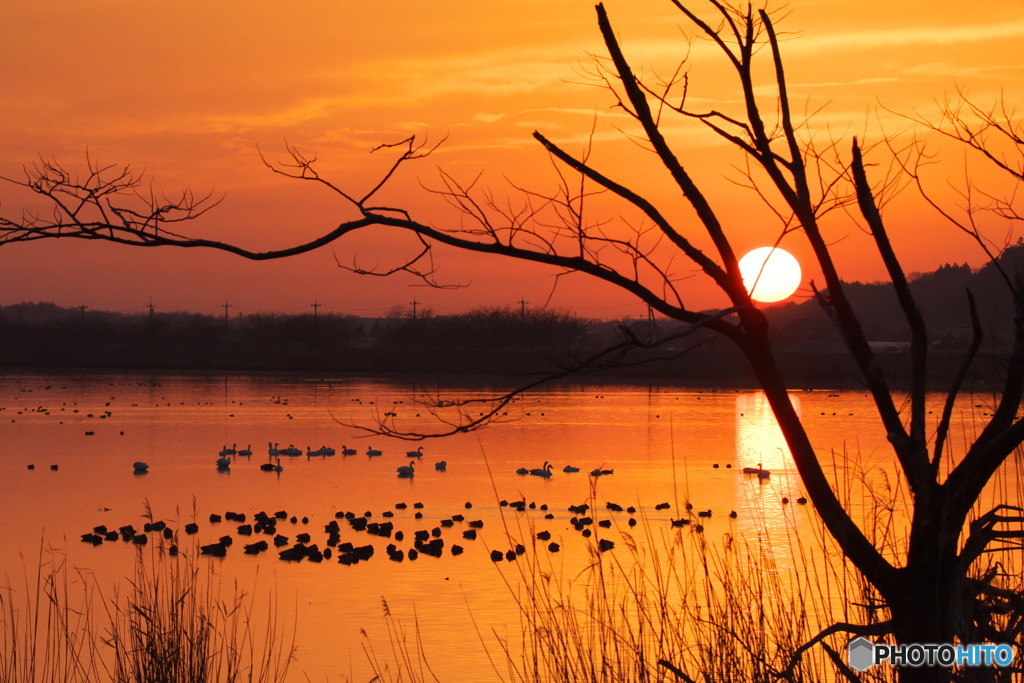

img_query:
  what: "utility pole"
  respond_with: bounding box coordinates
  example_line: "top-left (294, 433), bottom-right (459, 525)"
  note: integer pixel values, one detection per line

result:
top-left (147, 297), bottom-right (155, 325)
top-left (517, 297), bottom-right (529, 323)
top-left (222, 302), bottom-right (232, 331)
top-left (78, 304), bottom-right (87, 325)
top-left (310, 300), bottom-right (321, 323)
top-left (409, 298), bottom-right (419, 322)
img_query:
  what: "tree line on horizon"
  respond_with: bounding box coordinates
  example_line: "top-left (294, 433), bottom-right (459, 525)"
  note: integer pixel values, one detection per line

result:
top-left (0, 301), bottom-right (588, 362)
top-left (6, 244), bottom-right (1023, 351)
top-left (3, 247), bottom-right (1019, 378)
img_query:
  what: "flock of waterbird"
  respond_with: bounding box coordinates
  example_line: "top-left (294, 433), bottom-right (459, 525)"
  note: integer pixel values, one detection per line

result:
top-left (132, 444), bottom-right (617, 482)
top-left (79, 484), bottom-right (796, 566)
top-left (95, 442), bottom-right (809, 567)
top-left (6, 381), bottom-right (813, 569)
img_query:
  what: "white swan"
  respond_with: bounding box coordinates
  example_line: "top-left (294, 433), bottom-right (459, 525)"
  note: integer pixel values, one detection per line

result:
top-left (367, 447), bottom-right (383, 457)
top-left (434, 460), bottom-right (447, 471)
top-left (219, 444), bottom-right (236, 456)
top-left (133, 461), bottom-right (149, 473)
top-left (406, 446), bottom-right (424, 458)
top-left (341, 445), bottom-right (356, 456)
top-left (216, 456), bottom-right (231, 468)
top-left (396, 462), bottom-right (415, 477)
top-left (237, 444), bottom-right (252, 456)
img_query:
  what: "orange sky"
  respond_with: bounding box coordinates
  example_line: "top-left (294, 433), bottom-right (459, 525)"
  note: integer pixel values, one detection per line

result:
top-left (0, 0), bottom-right (1021, 319)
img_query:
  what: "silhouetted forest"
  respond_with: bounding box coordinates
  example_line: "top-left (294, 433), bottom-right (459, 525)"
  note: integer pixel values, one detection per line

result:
top-left (3, 244), bottom-right (1023, 385)
top-left (0, 303), bottom-right (590, 375)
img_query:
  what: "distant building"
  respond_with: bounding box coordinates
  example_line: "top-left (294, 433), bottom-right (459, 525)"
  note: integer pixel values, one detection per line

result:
top-left (868, 341), bottom-right (911, 353)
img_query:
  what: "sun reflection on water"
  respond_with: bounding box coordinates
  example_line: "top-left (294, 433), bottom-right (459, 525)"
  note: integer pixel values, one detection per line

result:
top-left (733, 392), bottom-right (810, 577)
top-left (735, 391), bottom-right (798, 472)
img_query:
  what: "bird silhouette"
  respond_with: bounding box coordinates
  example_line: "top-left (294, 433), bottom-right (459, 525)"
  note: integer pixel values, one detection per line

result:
top-left (529, 461), bottom-right (554, 478)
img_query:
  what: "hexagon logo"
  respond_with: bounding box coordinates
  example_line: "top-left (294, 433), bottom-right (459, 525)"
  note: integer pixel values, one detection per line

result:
top-left (848, 637), bottom-right (876, 672)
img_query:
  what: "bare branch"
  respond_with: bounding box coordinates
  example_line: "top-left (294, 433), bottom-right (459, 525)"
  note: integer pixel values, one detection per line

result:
top-left (932, 289), bottom-right (982, 471)
top-left (850, 139), bottom-right (930, 489)
top-left (334, 313), bottom-right (726, 440)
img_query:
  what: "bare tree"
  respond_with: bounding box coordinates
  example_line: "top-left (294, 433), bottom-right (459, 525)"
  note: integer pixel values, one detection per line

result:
top-left (3, 2), bottom-right (1024, 680)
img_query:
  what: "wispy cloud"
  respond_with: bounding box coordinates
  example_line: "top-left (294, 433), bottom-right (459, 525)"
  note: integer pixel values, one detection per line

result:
top-left (472, 107), bottom-right (632, 124)
top-left (901, 62), bottom-right (1024, 79)
top-left (779, 76), bottom-right (901, 91)
top-left (202, 97), bottom-right (348, 134)
top-left (784, 20), bottom-right (1024, 53)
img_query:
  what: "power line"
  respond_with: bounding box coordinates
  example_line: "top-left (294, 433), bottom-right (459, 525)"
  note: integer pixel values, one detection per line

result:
top-left (517, 297), bottom-right (529, 322)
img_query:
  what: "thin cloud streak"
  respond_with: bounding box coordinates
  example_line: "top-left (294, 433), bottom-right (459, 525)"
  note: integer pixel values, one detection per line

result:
top-left (783, 20), bottom-right (1024, 53)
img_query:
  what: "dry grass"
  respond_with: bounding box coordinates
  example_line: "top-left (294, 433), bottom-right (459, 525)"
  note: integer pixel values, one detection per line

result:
top-left (486, 500), bottom-right (867, 683)
top-left (0, 537), bottom-right (294, 683)
top-left (361, 598), bottom-right (440, 683)
top-left (474, 446), bottom-right (1024, 682)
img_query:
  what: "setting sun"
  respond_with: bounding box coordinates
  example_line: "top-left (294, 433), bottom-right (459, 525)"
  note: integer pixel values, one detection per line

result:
top-left (739, 247), bottom-right (802, 303)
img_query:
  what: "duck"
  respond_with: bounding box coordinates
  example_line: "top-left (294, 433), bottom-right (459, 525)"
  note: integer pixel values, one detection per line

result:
top-left (396, 462), bottom-right (415, 478)
top-left (367, 447), bottom-right (383, 457)
top-left (341, 445), bottom-right (357, 456)
top-left (406, 446), bottom-right (424, 458)
top-left (529, 461), bottom-right (554, 478)
top-left (133, 461), bottom-right (149, 473)
top-left (434, 461), bottom-right (447, 472)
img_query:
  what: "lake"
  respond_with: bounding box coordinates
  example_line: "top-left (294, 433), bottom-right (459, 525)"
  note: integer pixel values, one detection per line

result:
top-left (0, 371), bottom-right (1013, 680)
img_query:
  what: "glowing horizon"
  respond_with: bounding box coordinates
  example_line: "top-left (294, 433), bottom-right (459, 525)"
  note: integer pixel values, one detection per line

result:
top-left (0, 0), bottom-right (1020, 318)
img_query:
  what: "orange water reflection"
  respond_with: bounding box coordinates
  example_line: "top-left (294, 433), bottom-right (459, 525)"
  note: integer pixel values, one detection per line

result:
top-left (0, 375), bottom-right (1016, 680)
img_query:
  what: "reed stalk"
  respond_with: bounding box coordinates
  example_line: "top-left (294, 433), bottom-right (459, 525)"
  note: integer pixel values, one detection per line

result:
top-left (0, 536), bottom-right (294, 683)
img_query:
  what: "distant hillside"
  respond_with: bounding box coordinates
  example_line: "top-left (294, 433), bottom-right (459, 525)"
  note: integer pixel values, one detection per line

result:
top-left (765, 242), bottom-right (1024, 350)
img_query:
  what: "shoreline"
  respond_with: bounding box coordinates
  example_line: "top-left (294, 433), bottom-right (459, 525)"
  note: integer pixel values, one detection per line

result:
top-left (0, 345), bottom-right (1003, 392)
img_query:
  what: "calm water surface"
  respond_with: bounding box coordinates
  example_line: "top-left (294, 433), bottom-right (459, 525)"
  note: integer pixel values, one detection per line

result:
top-left (0, 372), bottom-right (1012, 680)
